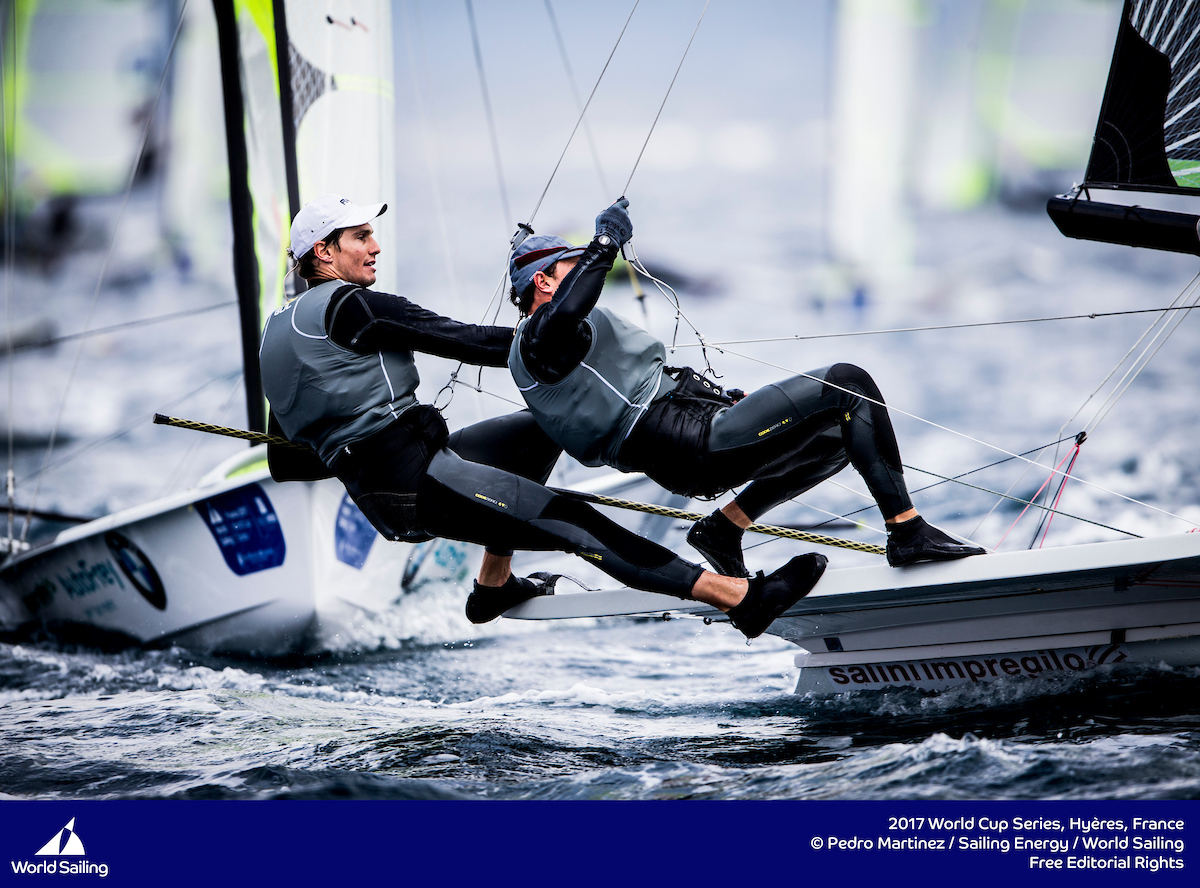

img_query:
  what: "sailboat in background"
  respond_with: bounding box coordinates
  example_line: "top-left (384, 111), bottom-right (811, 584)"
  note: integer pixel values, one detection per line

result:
top-left (0, 1), bottom-right (480, 655)
top-left (1048, 0), bottom-right (1200, 254)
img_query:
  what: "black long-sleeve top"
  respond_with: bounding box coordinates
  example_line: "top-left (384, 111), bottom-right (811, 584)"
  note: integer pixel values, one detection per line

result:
top-left (326, 286), bottom-right (513, 366)
top-left (517, 237), bottom-right (620, 383)
top-left (268, 283), bottom-right (513, 482)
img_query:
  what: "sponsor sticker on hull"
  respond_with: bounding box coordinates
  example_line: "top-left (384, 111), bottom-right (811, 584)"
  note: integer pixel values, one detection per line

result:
top-left (334, 493), bottom-right (378, 569)
top-left (198, 484), bottom-right (286, 576)
top-left (820, 643), bottom-right (1128, 690)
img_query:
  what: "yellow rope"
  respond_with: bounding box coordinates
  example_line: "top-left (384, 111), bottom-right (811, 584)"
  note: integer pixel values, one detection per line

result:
top-left (152, 414), bottom-right (304, 450)
top-left (551, 489), bottom-right (884, 555)
top-left (154, 414), bottom-right (885, 555)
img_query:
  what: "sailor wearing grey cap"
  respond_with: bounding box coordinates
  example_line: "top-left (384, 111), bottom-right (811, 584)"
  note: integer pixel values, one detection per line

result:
top-left (508, 199), bottom-right (985, 582)
top-left (260, 194), bottom-right (794, 635)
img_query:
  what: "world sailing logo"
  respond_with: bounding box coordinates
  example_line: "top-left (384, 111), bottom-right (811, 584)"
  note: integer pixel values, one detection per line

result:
top-left (37, 818), bottom-right (85, 856)
top-left (10, 818), bottom-right (110, 877)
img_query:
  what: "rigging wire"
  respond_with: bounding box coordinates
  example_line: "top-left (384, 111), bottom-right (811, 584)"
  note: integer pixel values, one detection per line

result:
top-left (968, 270), bottom-right (1200, 540)
top-left (906, 461), bottom-right (1136, 539)
top-left (621, 0), bottom-right (712, 196)
top-left (662, 302), bottom-right (1200, 347)
top-left (8, 301), bottom-right (237, 354)
top-left (17, 369), bottom-right (243, 499)
top-left (3, 0), bottom-right (16, 544)
top-left (712, 343), bottom-right (1199, 531)
top-left (791, 434), bottom-right (1135, 543)
top-left (993, 438), bottom-right (1086, 551)
top-left (440, 2), bottom-right (645, 407)
top-left (159, 371), bottom-right (245, 497)
top-left (626, 240), bottom-right (719, 375)
top-left (543, 0), bottom-right (612, 198)
top-left (1080, 281), bottom-right (1200, 433)
top-left (522, 0), bottom-right (642, 231)
top-left (464, 0), bottom-right (512, 229)
top-left (18, 0), bottom-right (189, 543)
top-left (1033, 435), bottom-right (1085, 548)
top-left (543, 0), bottom-right (647, 311)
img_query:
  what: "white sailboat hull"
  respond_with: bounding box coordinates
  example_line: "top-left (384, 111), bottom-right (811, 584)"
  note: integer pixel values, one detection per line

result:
top-left (0, 447), bottom-right (480, 656)
top-left (778, 533), bottom-right (1200, 694)
top-left (508, 533), bottom-right (1200, 694)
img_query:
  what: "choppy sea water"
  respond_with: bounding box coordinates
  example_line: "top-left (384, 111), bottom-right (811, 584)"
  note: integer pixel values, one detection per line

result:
top-left (5, 183), bottom-right (1200, 800)
top-left (3, 619), bottom-right (1200, 801)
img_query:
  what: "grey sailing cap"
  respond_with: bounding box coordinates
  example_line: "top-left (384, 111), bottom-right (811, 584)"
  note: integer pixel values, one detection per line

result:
top-left (509, 234), bottom-right (586, 295)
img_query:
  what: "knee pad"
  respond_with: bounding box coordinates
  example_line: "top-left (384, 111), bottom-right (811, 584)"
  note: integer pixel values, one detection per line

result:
top-left (826, 363), bottom-right (884, 404)
top-left (826, 363), bottom-right (902, 472)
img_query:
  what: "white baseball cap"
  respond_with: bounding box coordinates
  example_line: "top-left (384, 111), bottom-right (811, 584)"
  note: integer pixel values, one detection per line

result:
top-left (289, 194), bottom-right (387, 259)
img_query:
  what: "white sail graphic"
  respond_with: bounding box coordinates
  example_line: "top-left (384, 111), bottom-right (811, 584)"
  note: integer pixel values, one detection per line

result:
top-left (36, 818), bottom-right (86, 856)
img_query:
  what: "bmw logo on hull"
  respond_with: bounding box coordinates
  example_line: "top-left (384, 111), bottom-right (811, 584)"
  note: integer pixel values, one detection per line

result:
top-left (104, 532), bottom-right (167, 610)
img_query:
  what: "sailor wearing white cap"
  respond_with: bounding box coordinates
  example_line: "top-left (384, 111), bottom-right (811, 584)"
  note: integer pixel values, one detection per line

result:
top-left (259, 195), bottom-right (808, 635)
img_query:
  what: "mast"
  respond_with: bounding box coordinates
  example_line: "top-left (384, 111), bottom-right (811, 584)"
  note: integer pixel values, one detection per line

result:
top-left (271, 0), bottom-right (301, 222)
top-left (212, 0), bottom-right (267, 433)
top-left (271, 1), bottom-right (305, 298)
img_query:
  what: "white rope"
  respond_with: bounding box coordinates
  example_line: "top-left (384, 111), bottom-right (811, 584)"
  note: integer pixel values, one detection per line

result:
top-left (1082, 281), bottom-right (1200, 433)
top-left (712, 344), bottom-right (1200, 531)
top-left (662, 302), bottom-right (1200, 347)
top-left (970, 270), bottom-right (1200, 539)
top-left (625, 240), bottom-right (718, 374)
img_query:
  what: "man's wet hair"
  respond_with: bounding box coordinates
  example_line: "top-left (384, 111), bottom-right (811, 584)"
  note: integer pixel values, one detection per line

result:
top-left (297, 226), bottom-right (347, 280)
top-left (509, 258), bottom-right (561, 317)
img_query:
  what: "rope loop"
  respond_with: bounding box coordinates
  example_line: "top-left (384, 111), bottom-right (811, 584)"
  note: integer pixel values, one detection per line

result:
top-left (434, 367), bottom-right (461, 411)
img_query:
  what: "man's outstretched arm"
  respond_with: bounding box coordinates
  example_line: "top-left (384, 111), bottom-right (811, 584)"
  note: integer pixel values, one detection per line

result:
top-left (327, 288), bottom-right (513, 367)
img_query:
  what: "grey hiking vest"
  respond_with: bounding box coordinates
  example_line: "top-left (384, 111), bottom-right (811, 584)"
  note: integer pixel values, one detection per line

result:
top-left (259, 279), bottom-right (419, 464)
top-left (509, 307), bottom-right (674, 467)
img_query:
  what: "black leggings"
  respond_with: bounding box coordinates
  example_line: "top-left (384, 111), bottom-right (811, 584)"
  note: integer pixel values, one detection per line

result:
top-left (711, 363), bottom-right (912, 520)
top-left (626, 364), bottom-right (913, 522)
top-left (336, 410), bottom-right (704, 599)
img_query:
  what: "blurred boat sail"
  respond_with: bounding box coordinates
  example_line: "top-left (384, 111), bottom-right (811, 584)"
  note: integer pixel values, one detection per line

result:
top-left (0, 1), bottom-right (479, 656)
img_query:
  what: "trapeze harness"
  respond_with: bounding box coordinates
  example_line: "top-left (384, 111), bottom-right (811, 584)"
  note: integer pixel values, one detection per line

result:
top-left (258, 279), bottom-right (703, 598)
top-left (509, 239), bottom-right (914, 522)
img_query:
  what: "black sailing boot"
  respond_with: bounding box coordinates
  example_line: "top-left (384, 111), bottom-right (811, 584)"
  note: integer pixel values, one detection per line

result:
top-left (687, 509), bottom-right (751, 578)
top-left (726, 553), bottom-right (827, 639)
top-left (886, 516), bottom-right (986, 567)
top-left (465, 573), bottom-right (556, 624)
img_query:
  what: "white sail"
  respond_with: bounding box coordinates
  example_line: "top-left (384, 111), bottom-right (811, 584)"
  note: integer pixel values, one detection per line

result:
top-left (286, 1), bottom-right (396, 291)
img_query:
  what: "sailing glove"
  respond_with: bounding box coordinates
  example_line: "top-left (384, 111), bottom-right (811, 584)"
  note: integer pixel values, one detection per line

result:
top-left (595, 198), bottom-right (633, 246)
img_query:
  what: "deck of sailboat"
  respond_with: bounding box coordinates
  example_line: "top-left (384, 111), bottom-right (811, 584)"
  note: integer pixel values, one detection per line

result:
top-left (508, 532), bottom-right (1200, 691)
